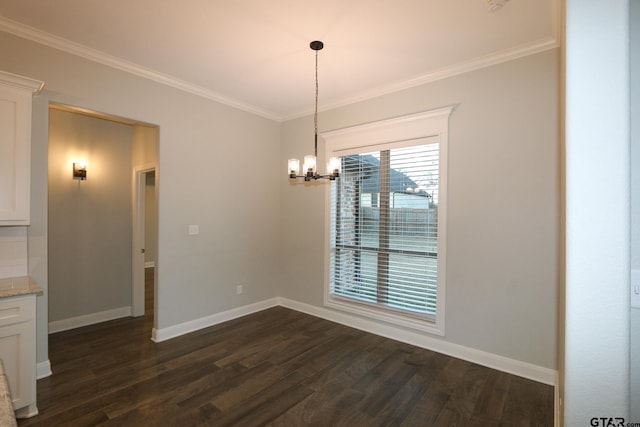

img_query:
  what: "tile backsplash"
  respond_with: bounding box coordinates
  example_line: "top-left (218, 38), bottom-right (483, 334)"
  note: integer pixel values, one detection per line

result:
top-left (0, 226), bottom-right (28, 278)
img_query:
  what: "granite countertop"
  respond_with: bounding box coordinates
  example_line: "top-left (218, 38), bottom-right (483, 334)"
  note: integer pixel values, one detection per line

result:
top-left (0, 276), bottom-right (42, 299)
top-left (0, 360), bottom-right (17, 427)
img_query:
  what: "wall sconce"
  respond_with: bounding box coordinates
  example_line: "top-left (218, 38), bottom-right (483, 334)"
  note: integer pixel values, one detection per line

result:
top-left (73, 162), bottom-right (87, 180)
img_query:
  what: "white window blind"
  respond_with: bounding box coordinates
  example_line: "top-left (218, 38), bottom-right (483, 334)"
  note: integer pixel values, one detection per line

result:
top-left (329, 142), bottom-right (439, 320)
top-left (323, 107), bottom-right (451, 334)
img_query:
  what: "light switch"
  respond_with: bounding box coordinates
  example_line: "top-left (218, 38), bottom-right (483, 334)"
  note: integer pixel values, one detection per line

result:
top-left (632, 269), bottom-right (640, 309)
top-left (188, 225), bottom-right (199, 235)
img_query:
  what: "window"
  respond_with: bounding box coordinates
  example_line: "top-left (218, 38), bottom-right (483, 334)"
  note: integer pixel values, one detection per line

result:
top-left (323, 108), bottom-right (451, 334)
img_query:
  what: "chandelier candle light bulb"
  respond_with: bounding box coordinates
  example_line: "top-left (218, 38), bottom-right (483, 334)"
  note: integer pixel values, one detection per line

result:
top-left (303, 155), bottom-right (317, 177)
top-left (288, 158), bottom-right (300, 178)
top-left (328, 156), bottom-right (341, 176)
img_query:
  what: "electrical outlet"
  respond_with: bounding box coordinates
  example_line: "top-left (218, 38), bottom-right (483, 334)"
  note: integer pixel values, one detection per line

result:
top-left (236, 285), bottom-right (243, 295)
top-left (188, 225), bottom-right (199, 235)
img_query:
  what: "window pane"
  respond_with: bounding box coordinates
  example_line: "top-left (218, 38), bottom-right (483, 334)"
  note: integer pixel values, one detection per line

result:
top-left (330, 143), bottom-right (439, 317)
top-left (386, 254), bottom-right (437, 313)
top-left (333, 248), bottom-right (378, 303)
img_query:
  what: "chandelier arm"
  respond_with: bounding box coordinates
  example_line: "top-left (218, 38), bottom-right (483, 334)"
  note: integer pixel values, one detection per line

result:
top-left (291, 173), bottom-right (336, 181)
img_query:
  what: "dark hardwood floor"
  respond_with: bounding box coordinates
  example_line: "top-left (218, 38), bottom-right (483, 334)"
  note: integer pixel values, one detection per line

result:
top-left (19, 268), bottom-right (553, 426)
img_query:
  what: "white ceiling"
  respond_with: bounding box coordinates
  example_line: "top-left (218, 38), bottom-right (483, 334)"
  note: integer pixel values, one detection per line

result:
top-left (0, 0), bottom-right (559, 121)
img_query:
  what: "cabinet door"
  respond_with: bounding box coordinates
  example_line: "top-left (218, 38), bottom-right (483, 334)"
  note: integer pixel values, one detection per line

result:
top-left (0, 84), bottom-right (32, 225)
top-left (0, 321), bottom-right (34, 409)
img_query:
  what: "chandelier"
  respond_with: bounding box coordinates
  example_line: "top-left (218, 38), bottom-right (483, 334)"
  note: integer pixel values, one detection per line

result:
top-left (288, 41), bottom-right (341, 181)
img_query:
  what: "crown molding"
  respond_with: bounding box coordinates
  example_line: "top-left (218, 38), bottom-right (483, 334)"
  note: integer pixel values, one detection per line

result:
top-left (0, 16), bottom-right (281, 121)
top-left (0, 15), bottom-right (559, 123)
top-left (0, 70), bottom-right (44, 92)
top-left (282, 36), bottom-right (560, 121)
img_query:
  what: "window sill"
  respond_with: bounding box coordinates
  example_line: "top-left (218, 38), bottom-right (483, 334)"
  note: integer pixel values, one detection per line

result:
top-left (324, 296), bottom-right (444, 336)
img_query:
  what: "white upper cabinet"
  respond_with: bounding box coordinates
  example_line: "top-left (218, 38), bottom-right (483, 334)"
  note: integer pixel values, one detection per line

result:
top-left (0, 71), bottom-right (44, 226)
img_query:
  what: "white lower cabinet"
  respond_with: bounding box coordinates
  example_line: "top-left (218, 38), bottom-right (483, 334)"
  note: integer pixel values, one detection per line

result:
top-left (0, 294), bottom-right (36, 417)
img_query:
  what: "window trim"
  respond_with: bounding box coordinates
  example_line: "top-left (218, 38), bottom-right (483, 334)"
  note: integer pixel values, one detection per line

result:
top-left (322, 107), bottom-right (452, 336)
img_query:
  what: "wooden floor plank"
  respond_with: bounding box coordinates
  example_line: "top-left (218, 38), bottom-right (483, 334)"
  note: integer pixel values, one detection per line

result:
top-left (18, 268), bottom-right (553, 426)
top-left (399, 385), bottom-right (451, 426)
top-left (370, 373), bottom-right (428, 427)
top-left (269, 381), bottom-right (366, 426)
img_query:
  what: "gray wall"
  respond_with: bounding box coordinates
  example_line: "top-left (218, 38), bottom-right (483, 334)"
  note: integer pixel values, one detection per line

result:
top-left (1, 30), bottom-right (282, 364)
top-left (2, 26), bottom-right (559, 379)
top-left (130, 124), bottom-right (159, 267)
top-left (48, 109), bottom-right (133, 321)
top-left (28, 94), bottom-right (50, 366)
top-left (132, 124), bottom-right (159, 168)
top-left (280, 49), bottom-right (559, 370)
top-left (145, 171), bottom-right (157, 266)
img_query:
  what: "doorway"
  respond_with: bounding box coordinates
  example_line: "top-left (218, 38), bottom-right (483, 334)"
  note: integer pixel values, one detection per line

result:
top-left (132, 166), bottom-right (157, 322)
top-left (47, 104), bottom-right (159, 336)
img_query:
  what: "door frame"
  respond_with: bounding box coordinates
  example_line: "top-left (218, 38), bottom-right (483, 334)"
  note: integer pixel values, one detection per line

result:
top-left (132, 164), bottom-right (157, 318)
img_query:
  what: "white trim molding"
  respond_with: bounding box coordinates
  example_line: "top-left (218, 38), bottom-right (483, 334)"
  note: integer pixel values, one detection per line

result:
top-left (0, 16), bottom-right (559, 122)
top-left (323, 107), bottom-right (453, 337)
top-left (0, 70), bottom-right (44, 93)
top-left (150, 297), bottom-right (556, 386)
top-left (36, 360), bottom-right (52, 379)
top-left (151, 298), bottom-right (279, 342)
top-left (282, 38), bottom-right (559, 121)
top-left (0, 16), bottom-right (279, 121)
top-left (48, 306), bottom-right (132, 334)
top-left (278, 297), bottom-right (557, 386)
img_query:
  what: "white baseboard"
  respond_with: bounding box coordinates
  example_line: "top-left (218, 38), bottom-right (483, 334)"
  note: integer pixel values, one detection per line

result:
top-left (15, 403), bottom-right (38, 419)
top-left (152, 298), bottom-right (279, 342)
top-left (46, 298), bottom-right (556, 387)
top-left (277, 297), bottom-right (558, 386)
top-left (150, 296), bottom-right (556, 386)
top-left (48, 306), bottom-right (132, 334)
top-left (36, 360), bottom-right (52, 379)
top-left (39, 298), bottom-right (559, 419)
top-left (144, 261), bottom-right (155, 268)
